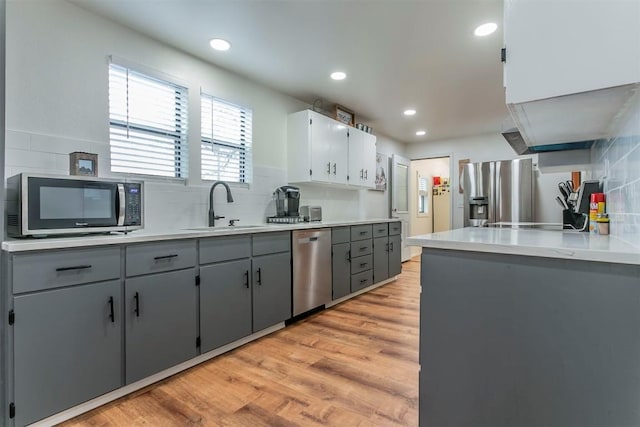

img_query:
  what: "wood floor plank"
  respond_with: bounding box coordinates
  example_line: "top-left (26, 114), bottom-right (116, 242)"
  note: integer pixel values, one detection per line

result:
top-left (60, 258), bottom-right (420, 426)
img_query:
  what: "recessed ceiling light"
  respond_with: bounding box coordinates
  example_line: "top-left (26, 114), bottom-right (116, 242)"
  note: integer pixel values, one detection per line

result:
top-left (330, 71), bottom-right (347, 81)
top-left (474, 23), bottom-right (497, 37)
top-left (416, 130), bottom-right (427, 136)
top-left (404, 109), bottom-right (417, 116)
top-left (209, 38), bottom-right (231, 51)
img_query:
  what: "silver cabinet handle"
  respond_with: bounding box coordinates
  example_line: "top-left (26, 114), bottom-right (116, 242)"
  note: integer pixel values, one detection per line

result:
top-left (333, 163), bottom-right (337, 175)
top-left (327, 162), bottom-right (331, 173)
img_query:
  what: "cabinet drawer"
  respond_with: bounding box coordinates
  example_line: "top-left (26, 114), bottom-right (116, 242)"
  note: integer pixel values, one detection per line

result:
top-left (351, 240), bottom-right (372, 257)
top-left (126, 240), bottom-right (196, 277)
top-left (373, 223), bottom-right (389, 238)
top-left (389, 222), bottom-right (402, 236)
top-left (351, 255), bottom-right (373, 274)
top-left (253, 231), bottom-right (291, 256)
top-left (332, 226), bottom-right (350, 244)
top-left (199, 235), bottom-right (251, 265)
top-left (351, 270), bottom-right (373, 293)
top-left (351, 224), bottom-right (373, 241)
top-left (12, 247), bottom-right (121, 294)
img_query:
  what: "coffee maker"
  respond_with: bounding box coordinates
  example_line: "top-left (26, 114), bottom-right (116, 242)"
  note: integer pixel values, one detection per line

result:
top-left (273, 185), bottom-right (300, 218)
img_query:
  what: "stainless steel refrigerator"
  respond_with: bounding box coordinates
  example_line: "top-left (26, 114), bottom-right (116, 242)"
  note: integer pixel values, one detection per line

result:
top-left (463, 158), bottom-right (534, 227)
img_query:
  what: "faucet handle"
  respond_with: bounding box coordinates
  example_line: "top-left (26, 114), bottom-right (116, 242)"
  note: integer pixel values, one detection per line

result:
top-left (229, 219), bottom-right (240, 226)
top-left (214, 215), bottom-right (225, 220)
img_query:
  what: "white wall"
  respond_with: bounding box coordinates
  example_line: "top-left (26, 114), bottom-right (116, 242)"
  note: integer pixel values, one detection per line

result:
top-left (406, 133), bottom-right (570, 229)
top-left (4, 0), bottom-right (407, 231)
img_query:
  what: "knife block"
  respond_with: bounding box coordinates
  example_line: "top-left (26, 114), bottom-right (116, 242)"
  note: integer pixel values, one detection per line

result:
top-left (563, 209), bottom-right (588, 231)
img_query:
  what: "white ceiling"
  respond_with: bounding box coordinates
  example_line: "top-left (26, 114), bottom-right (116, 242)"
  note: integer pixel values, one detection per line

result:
top-left (69, 0), bottom-right (507, 145)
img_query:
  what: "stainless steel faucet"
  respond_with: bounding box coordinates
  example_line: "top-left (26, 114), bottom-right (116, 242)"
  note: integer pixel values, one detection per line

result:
top-left (208, 181), bottom-right (234, 226)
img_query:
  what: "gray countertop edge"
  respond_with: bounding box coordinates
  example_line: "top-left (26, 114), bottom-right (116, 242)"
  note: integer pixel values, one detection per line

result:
top-left (2, 218), bottom-right (401, 252)
top-left (407, 229), bottom-right (640, 266)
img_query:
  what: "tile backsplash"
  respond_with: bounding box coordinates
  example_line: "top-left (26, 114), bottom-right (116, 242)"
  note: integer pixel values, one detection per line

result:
top-left (4, 129), bottom-right (389, 232)
top-left (591, 88), bottom-right (640, 243)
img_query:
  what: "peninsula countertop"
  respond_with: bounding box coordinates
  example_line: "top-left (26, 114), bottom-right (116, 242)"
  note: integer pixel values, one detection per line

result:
top-left (2, 218), bottom-right (400, 252)
top-left (407, 227), bottom-right (640, 266)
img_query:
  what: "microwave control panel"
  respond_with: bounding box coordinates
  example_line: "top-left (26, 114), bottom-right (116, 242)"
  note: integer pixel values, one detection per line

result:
top-left (124, 183), bottom-right (142, 226)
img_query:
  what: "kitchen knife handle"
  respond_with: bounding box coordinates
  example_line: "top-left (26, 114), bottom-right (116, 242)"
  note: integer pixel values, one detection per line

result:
top-left (108, 296), bottom-right (115, 323)
top-left (134, 292), bottom-right (140, 317)
top-left (257, 268), bottom-right (262, 286)
top-left (244, 270), bottom-right (249, 288)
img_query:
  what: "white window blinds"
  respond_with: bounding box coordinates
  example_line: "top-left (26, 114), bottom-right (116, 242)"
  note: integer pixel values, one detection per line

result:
top-left (201, 94), bottom-right (252, 183)
top-left (109, 63), bottom-right (189, 178)
top-left (418, 175), bottom-right (429, 214)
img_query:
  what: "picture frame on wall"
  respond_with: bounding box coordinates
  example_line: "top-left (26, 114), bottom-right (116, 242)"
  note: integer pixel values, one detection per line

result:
top-left (373, 152), bottom-right (388, 191)
top-left (70, 152), bottom-right (98, 177)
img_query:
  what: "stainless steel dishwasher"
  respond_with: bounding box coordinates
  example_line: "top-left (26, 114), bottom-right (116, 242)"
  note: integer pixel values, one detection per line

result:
top-left (292, 228), bottom-right (332, 316)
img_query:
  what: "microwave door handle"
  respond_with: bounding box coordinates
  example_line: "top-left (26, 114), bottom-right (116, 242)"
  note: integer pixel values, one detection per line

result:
top-left (117, 184), bottom-right (126, 226)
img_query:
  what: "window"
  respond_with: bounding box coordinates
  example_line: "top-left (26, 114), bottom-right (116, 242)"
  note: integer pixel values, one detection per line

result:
top-left (201, 94), bottom-right (252, 183)
top-left (418, 175), bottom-right (429, 214)
top-left (108, 63), bottom-right (188, 178)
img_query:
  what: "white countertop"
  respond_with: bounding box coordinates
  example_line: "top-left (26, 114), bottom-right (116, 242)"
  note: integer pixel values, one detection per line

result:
top-left (2, 218), bottom-right (400, 252)
top-left (407, 227), bottom-right (640, 266)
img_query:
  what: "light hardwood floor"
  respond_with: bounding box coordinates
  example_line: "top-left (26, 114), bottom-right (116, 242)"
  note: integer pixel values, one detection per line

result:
top-left (61, 258), bottom-right (420, 426)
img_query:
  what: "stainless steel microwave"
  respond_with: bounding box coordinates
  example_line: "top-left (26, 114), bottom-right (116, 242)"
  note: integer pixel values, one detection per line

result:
top-left (7, 173), bottom-right (143, 237)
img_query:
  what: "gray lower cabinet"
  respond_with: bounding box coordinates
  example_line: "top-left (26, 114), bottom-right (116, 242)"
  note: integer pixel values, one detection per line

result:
top-left (372, 222), bottom-right (402, 282)
top-left (199, 232), bottom-right (291, 350)
top-left (389, 234), bottom-right (402, 277)
top-left (252, 252), bottom-right (291, 332)
top-left (125, 268), bottom-right (198, 384)
top-left (332, 242), bottom-right (351, 300)
top-left (13, 280), bottom-right (122, 427)
top-left (373, 236), bottom-right (390, 282)
top-left (200, 259), bottom-right (252, 353)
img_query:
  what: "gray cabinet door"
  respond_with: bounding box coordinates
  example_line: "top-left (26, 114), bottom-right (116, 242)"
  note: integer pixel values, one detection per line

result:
top-left (252, 252), bottom-right (291, 332)
top-left (373, 236), bottom-right (389, 283)
top-left (13, 280), bottom-right (122, 427)
top-left (332, 243), bottom-right (351, 300)
top-left (200, 259), bottom-right (252, 353)
top-left (389, 235), bottom-right (402, 277)
top-left (125, 269), bottom-right (198, 384)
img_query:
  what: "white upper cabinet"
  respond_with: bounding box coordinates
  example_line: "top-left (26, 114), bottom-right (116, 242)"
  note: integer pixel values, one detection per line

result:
top-left (348, 129), bottom-right (376, 189)
top-left (287, 110), bottom-right (376, 188)
top-left (503, 0), bottom-right (640, 149)
top-left (504, 0), bottom-right (640, 104)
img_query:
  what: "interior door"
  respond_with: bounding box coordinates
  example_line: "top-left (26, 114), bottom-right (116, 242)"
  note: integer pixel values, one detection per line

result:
top-left (391, 154), bottom-right (411, 262)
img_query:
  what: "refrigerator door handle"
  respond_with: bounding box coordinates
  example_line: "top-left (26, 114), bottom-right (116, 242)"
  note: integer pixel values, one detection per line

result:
top-left (494, 161), bottom-right (501, 224)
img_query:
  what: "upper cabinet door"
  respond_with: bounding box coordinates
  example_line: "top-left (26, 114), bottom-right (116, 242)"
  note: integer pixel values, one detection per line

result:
top-left (310, 112), bottom-right (335, 183)
top-left (347, 128), bottom-right (376, 188)
top-left (347, 127), bottom-right (364, 185)
top-left (504, 0), bottom-right (640, 104)
top-left (330, 123), bottom-right (349, 185)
